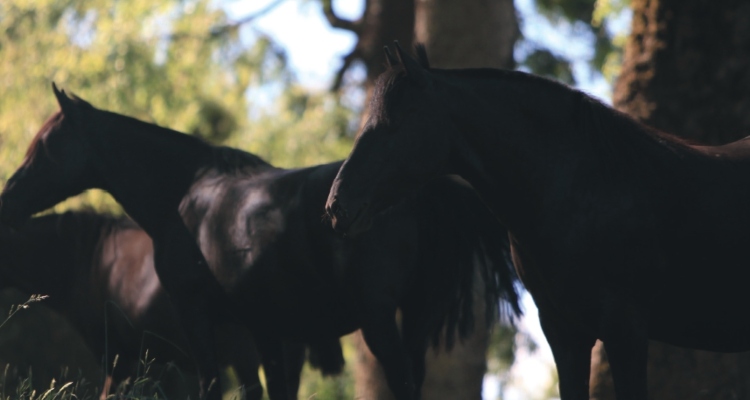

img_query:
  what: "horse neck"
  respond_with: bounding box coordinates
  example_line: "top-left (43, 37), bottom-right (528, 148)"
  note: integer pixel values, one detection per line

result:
top-left (87, 111), bottom-right (214, 235)
top-left (436, 71), bottom-right (614, 238)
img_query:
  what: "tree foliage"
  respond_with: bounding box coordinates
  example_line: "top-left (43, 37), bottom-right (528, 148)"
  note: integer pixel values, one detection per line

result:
top-left (0, 0), bottom-right (312, 212)
top-left (231, 85), bottom-right (354, 168)
top-left (520, 0), bottom-right (630, 85)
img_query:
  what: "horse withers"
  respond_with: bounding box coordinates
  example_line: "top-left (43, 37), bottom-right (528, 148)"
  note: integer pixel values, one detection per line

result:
top-left (326, 42), bottom-right (750, 399)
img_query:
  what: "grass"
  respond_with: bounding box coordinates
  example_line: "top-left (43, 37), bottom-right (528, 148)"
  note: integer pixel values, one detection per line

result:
top-left (0, 295), bottom-right (49, 332)
top-left (0, 294), bottom-right (168, 400)
top-left (0, 294), bottom-right (359, 400)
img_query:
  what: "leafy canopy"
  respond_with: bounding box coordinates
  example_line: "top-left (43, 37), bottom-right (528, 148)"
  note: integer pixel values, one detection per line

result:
top-left (0, 0), bottom-right (355, 212)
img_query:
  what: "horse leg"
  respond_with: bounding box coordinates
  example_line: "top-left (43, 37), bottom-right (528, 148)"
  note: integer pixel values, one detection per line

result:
top-left (174, 295), bottom-right (221, 399)
top-left (105, 342), bottom-right (137, 397)
top-left (539, 310), bottom-right (596, 400)
top-left (360, 310), bottom-right (416, 400)
top-left (99, 375), bottom-right (112, 400)
top-left (149, 270), bottom-right (221, 399)
top-left (100, 346), bottom-right (120, 399)
top-left (401, 308), bottom-right (431, 400)
top-left (600, 305), bottom-right (648, 400)
top-left (153, 221), bottom-right (225, 400)
top-left (307, 337), bottom-right (345, 376)
top-left (254, 333), bottom-right (291, 400)
top-left (282, 341), bottom-right (307, 398)
top-left (215, 323), bottom-right (264, 400)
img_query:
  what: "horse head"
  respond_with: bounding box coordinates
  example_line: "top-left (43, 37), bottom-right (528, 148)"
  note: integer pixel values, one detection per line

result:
top-left (0, 84), bottom-right (102, 228)
top-left (326, 42), bottom-right (452, 236)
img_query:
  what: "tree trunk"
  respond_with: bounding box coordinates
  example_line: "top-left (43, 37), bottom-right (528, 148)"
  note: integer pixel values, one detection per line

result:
top-left (412, 2), bottom-right (518, 400)
top-left (353, 273), bottom-right (493, 400)
top-left (414, 0), bottom-right (517, 70)
top-left (614, 0), bottom-right (750, 145)
top-left (592, 0), bottom-right (750, 398)
top-left (322, 0), bottom-right (414, 92)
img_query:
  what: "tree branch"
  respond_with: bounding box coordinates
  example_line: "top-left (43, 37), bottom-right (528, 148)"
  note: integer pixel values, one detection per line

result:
top-left (330, 49), bottom-right (359, 91)
top-left (211, 0), bottom-right (288, 37)
top-left (321, 0), bottom-right (361, 34)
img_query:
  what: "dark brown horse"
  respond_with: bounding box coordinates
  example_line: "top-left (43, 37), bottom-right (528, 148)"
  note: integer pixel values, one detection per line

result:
top-left (0, 211), bottom-right (322, 399)
top-left (325, 43), bottom-right (750, 400)
top-left (0, 86), bottom-right (520, 400)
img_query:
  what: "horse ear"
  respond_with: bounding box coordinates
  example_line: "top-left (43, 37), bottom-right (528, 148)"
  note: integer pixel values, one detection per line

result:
top-left (52, 82), bottom-right (78, 119)
top-left (384, 46), bottom-right (398, 68)
top-left (393, 41), bottom-right (430, 87)
top-left (414, 44), bottom-right (430, 69)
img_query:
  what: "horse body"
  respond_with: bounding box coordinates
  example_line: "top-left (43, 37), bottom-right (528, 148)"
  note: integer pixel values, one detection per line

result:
top-left (640, 152), bottom-right (750, 351)
top-left (0, 86), bottom-right (519, 400)
top-left (458, 72), bottom-right (750, 384)
top-left (0, 212), bottom-right (201, 397)
top-left (183, 162), bottom-right (362, 340)
top-left (326, 43), bottom-right (750, 399)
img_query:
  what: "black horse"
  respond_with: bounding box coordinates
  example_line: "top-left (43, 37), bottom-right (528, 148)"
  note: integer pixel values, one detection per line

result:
top-left (0, 86), bottom-right (520, 400)
top-left (326, 42), bottom-right (750, 400)
top-left (0, 211), bottom-right (333, 399)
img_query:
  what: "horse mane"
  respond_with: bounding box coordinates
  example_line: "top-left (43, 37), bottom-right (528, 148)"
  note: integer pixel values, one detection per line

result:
top-left (91, 107), bottom-right (274, 175)
top-left (400, 176), bottom-right (521, 349)
top-left (211, 146), bottom-right (273, 174)
top-left (375, 61), bottom-right (702, 176)
top-left (576, 92), bottom-right (695, 151)
top-left (442, 67), bottom-right (698, 154)
top-left (369, 66), bottom-right (408, 125)
top-left (22, 112), bottom-right (64, 167)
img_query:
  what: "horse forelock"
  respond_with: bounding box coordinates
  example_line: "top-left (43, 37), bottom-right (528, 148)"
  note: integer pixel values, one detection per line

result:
top-left (370, 45), bottom-right (435, 127)
top-left (370, 67), bottom-right (409, 126)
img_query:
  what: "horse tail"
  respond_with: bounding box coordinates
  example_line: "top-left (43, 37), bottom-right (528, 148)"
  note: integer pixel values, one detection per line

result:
top-left (408, 175), bottom-right (521, 350)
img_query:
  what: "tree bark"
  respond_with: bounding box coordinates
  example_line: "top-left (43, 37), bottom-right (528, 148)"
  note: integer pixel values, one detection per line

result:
top-left (414, 0), bottom-right (518, 70)
top-left (614, 0), bottom-right (750, 145)
top-left (592, 0), bottom-right (750, 398)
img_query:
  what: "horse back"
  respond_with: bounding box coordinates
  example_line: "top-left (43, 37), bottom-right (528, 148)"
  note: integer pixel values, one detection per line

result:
top-left (183, 162), bottom-right (359, 338)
